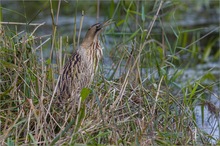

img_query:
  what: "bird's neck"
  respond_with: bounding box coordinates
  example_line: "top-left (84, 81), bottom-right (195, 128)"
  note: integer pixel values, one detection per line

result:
top-left (81, 38), bottom-right (98, 49)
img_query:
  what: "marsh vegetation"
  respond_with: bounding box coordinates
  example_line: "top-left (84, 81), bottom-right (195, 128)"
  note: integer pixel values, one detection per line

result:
top-left (0, 0), bottom-right (219, 145)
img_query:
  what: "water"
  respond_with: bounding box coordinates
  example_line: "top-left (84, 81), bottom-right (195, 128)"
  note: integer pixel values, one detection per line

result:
top-left (195, 92), bottom-right (220, 143)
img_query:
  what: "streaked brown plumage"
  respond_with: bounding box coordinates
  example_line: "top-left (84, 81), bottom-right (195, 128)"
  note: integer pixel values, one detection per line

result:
top-left (58, 19), bottom-right (112, 101)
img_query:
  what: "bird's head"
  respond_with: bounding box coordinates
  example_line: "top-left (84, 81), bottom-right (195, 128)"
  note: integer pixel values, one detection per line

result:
top-left (82, 19), bottom-right (112, 48)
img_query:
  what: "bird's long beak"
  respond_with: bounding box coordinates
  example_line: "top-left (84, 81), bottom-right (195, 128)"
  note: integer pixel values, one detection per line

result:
top-left (101, 19), bottom-right (114, 28)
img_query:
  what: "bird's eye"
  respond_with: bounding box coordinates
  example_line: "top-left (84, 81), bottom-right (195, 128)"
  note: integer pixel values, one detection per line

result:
top-left (96, 25), bottom-right (101, 30)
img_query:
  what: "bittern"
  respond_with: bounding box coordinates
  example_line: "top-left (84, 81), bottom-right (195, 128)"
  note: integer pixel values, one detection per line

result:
top-left (58, 19), bottom-right (112, 100)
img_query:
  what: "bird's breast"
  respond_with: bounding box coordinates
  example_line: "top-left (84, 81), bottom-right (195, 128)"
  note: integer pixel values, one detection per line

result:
top-left (81, 41), bottom-right (103, 70)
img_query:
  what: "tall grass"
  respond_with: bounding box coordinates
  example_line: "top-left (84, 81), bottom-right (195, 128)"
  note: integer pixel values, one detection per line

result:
top-left (0, 0), bottom-right (219, 145)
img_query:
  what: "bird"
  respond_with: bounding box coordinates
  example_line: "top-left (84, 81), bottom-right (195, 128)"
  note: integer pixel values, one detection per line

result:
top-left (58, 19), bottom-right (112, 103)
